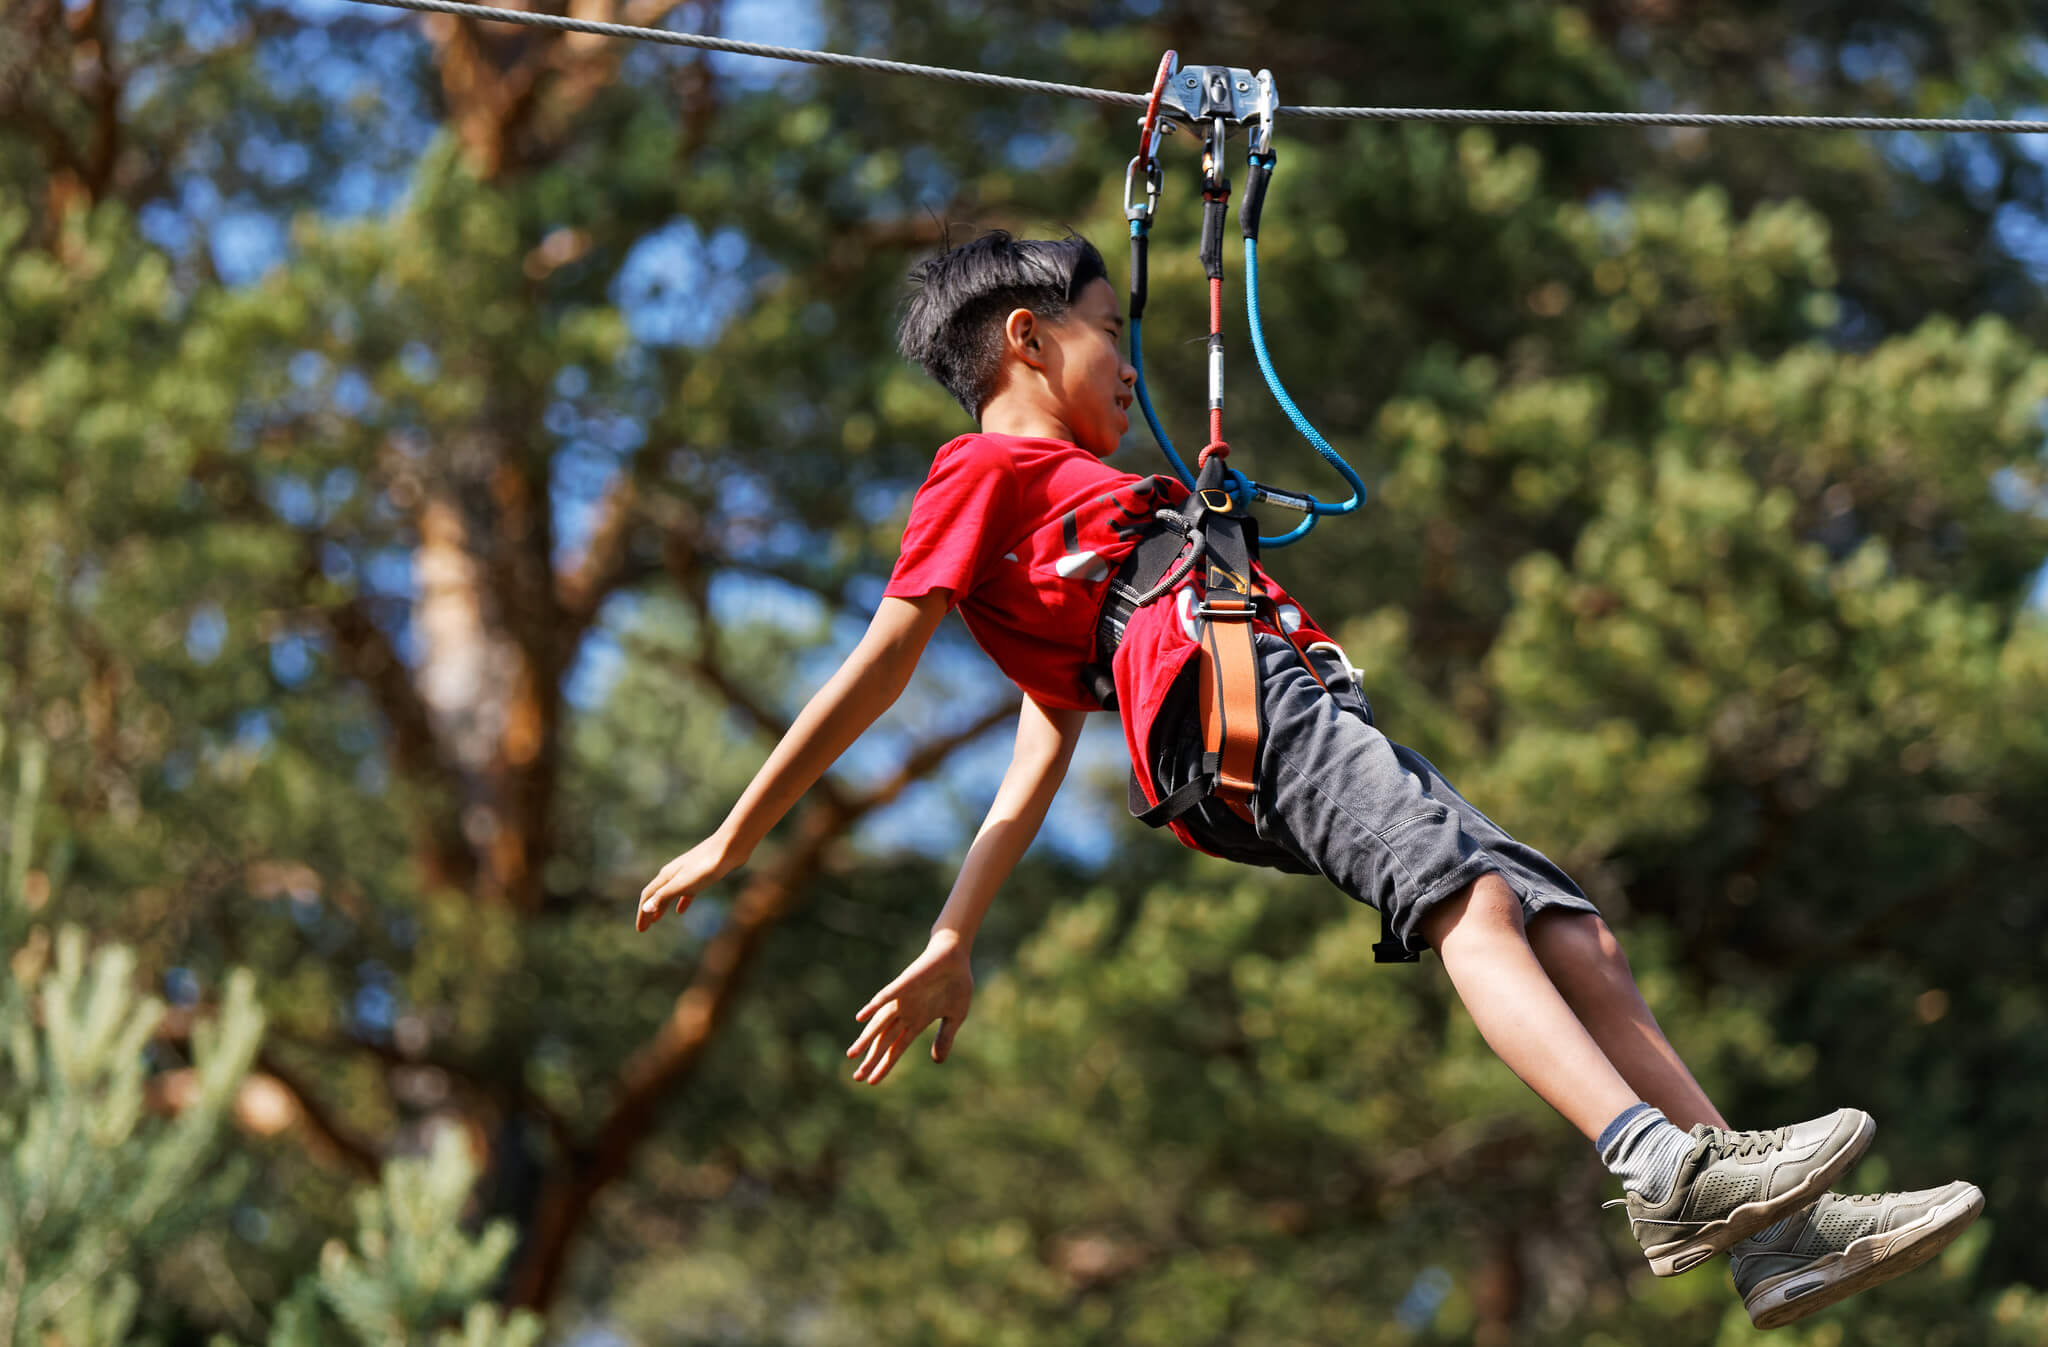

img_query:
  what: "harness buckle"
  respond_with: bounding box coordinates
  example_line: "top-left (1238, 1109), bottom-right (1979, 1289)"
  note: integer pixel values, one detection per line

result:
top-left (1193, 597), bottom-right (1258, 622)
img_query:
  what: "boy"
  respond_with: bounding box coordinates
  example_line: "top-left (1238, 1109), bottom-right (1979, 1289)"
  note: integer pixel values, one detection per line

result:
top-left (636, 230), bottom-right (1980, 1328)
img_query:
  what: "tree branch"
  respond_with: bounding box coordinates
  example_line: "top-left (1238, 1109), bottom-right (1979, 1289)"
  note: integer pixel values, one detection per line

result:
top-left (320, 578), bottom-right (480, 893)
top-left (147, 1009), bottom-right (382, 1178)
top-left (279, 1025), bottom-right (583, 1164)
top-left (555, 475), bottom-right (640, 630)
top-left (253, 1048), bottom-right (384, 1179)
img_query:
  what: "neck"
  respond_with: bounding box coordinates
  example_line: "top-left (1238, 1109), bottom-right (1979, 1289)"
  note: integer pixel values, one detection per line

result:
top-left (977, 391), bottom-right (1077, 445)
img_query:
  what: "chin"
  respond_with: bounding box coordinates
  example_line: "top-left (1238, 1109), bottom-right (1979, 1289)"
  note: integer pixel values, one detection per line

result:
top-left (1097, 415), bottom-right (1129, 457)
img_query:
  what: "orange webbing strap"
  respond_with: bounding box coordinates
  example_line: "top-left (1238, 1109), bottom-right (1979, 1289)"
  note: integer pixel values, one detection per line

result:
top-left (1287, 627), bottom-right (1330, 691)
top-left (1197, 597), bottom-right (1262, 826)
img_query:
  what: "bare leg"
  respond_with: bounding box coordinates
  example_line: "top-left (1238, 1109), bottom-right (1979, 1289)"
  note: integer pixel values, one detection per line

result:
top-left (1420, 873), bottom-right (1639, 1141)
top-left (1526, 910), bottom-right (1729, 1131)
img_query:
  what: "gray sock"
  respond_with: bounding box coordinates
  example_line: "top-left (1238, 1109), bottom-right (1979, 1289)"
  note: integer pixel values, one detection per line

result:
top-left (1598, 1103), bottom-right (1695, 1203)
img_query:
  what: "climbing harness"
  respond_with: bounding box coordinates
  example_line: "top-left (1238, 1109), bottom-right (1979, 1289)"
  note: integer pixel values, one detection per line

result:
top-left (1097, 54), bottom-right (1413, 963)
top-left (1086, 486), bottom-right (1413, 962)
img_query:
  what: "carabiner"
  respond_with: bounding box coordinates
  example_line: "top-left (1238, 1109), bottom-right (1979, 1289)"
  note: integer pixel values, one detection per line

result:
top-left (1250, 68), bottom-right (1277, 158)
top-left (1124, 154), bottom-right (1163, 222)
top-left (1128, 51), bottom-right (1176, 223)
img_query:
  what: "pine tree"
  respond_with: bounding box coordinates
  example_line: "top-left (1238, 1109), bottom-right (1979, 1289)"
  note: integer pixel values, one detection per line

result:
top-left (0, 726), bottom-right (539, 1346)
top-left (261, 1129), bottom-right (543, 1347)
top-left (0, 728), bottom-right (266, 1345)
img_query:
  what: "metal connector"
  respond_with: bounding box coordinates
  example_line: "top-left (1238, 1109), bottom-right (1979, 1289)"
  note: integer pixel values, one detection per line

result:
top-left (1161, 64), bottom-right (1281, 141)
top-left (1123, 154), bottom-right (1162, 220)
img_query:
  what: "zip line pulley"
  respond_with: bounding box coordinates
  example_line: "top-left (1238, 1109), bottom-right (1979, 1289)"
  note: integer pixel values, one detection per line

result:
top-left (1125, 52), bottom-right (1367, 548)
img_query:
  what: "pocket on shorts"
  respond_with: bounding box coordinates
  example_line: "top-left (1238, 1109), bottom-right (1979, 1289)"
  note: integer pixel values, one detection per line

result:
top-left (1380, 804), bottom-right (1450, 839)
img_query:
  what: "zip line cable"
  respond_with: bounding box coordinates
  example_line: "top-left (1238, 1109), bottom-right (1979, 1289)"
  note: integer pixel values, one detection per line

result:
top-left (350, 0), bottom-right (1149, 109)
top-left (347, 0), bottom-right (2048, 135)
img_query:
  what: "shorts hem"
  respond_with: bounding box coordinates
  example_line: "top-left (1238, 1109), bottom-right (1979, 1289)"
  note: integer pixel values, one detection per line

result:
top-left (1389, 864), bottom-right (1601, 958)
top-left (1384, 854), bottom-right (1500, 958)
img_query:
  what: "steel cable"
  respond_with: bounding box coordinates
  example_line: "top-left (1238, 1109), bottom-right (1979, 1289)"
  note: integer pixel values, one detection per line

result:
top-left (346, 0), bottom-right (2048, 135)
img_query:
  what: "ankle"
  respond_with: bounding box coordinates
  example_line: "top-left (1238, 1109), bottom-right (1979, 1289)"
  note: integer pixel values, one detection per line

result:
top-left (1599, 1103), bottom-right (1692, 1203)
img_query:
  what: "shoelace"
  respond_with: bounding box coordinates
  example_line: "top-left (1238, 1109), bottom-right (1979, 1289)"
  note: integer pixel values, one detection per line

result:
top-left (1702, 1125), bottom-right (1792, 1161)
top-left (1600, 1125), bottom-right (1797, 1214)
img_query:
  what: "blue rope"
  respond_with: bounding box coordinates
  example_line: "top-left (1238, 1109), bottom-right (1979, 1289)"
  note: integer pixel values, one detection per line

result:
top-left (1244, 234), bottom-right (1370, 526)
top-left (1129, 229), bottom-right (1294, 539)
top-left (1129, 321), bottom-right (1197, 491)
top-left (1129, 211), bottom-right (1369, 548)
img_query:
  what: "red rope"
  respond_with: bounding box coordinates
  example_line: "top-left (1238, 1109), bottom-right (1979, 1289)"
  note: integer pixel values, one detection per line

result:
top-left (1204, 275), bottom-right (1226, 459)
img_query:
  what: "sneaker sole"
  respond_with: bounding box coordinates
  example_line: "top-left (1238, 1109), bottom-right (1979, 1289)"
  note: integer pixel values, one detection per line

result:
top-left (1643, 1110), bottom-right (1877, 1277)
top-left (1743, 1182), bottom-right (1984, 1330)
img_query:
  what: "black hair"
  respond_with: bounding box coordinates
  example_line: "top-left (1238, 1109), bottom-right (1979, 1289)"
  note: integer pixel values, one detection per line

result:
top-left (897, 229), bottom-right (1110, 418)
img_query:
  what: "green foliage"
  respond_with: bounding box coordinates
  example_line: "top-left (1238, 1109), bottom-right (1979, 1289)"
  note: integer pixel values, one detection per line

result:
top-left (0, 712), bottom-right (263, 1346)
top-left (0, 921), bottom-right (264, 1345)
top-left (266, 1129), bottom-right (543, 1347)
top-left (0, 726), bottom-right (536, 1346)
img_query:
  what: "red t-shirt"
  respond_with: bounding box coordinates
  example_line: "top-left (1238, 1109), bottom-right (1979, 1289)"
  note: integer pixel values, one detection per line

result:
top-left (884, 432), bottom-right (1334, 856)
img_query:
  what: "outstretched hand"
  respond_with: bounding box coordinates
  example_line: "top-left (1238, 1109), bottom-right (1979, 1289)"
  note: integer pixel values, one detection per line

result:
top-left (636, 835), bottom-right (744, 933)
top-left (847, 930), bottom-right (973, 1085)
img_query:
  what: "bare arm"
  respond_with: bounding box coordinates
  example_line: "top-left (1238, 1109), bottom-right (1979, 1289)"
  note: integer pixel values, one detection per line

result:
top-left (931, 695), bottom-right (1090, 953)
top-left (637, 590), bottom-right (949, 929)
top-left (845, 695), bottom-right (1090, 1083)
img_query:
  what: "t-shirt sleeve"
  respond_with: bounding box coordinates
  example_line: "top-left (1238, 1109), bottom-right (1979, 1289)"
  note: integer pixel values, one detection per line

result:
top-left (884, 439), bottom-right (1022, 609)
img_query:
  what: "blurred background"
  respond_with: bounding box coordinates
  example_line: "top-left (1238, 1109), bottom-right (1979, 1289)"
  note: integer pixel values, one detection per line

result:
top-left (6, 0), bottom-right (2048, 1342)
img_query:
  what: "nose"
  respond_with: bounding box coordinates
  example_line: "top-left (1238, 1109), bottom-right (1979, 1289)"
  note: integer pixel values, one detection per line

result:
top-left (1120, 361), bottom-right (1136, 388)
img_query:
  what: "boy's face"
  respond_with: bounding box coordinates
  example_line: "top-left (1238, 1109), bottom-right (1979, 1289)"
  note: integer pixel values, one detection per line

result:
top-left (1031, 277), bottom-right (1136, 456)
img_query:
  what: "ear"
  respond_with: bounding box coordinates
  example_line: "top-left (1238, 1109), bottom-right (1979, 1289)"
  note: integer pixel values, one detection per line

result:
top-left (1002, 307), bottom-right (1047, 370)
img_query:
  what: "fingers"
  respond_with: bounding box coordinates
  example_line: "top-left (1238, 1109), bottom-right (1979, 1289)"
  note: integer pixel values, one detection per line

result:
top-left (856, 976), bottom-right (910, 1022)
top-left (639, 856), bottom-right (682, 902)
top-left (845, 1007), bottom-right (963, 1083)
top-left (634, 889), bottom-right (690, 932)
top-left (846, 1001), bottom-right (898, 1060)
top-left (847, 999), bottom-right (927, 1084)
top-left (853, 1022), bottom-right (905, 1082)
top-left (636, 857), bottom-right (682, 931)
top-left (867, 1037), bottom-right (904, 1083)
top-left (635, 853), bottom-right (708, 931)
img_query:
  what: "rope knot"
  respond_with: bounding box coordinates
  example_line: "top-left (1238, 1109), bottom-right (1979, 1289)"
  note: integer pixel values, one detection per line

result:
top-left (1197, 440), bottom-right (1230, 467)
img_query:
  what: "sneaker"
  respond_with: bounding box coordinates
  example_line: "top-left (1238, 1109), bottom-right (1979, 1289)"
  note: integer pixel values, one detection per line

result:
top-left (1732, 1181), bottom-right (1983, 1329)
top-left (1613, 1108), bottom-right (1875, 1276)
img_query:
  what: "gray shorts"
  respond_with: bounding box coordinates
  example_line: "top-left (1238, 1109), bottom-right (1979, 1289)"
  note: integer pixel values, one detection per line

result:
top-left (1148, 632), bottom-right (1600, 957)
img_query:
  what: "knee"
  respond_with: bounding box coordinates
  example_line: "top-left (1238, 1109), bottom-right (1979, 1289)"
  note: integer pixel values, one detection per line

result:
top-left (1422, 871), bottom-right (1524, 951)
top-left (1531, 912), bottom-right (1632, 985)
